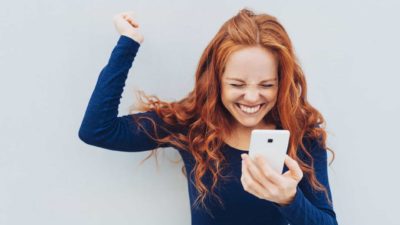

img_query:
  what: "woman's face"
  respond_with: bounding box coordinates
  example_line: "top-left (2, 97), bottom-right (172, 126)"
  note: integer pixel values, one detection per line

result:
top-left (221, 46), bottom-right (279, 130)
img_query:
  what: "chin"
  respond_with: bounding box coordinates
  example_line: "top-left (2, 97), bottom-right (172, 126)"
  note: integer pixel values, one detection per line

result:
top-left (232, 114), bottom-right (266, 128)
top-left (237, 120), bottom-right (263, 129)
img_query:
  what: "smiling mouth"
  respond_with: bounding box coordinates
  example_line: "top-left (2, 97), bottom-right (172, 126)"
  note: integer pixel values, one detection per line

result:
top-left (235, 103), bottom-right (264, 114)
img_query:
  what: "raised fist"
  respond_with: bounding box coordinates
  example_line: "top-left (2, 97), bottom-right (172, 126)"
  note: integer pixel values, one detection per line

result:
top-left (113, 11), bottom-right (144, 44)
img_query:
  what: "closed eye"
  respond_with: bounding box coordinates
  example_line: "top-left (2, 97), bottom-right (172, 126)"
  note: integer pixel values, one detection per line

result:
top-left (261, 84), bottom-right (274, 88)
top-left (230, 84), bottom-right (244, 88)
top-left (229, 84), bottom-right (274, 88)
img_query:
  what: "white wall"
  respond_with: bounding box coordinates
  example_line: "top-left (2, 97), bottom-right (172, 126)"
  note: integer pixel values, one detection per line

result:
top-left (1, 0), bottom-right (399, 224)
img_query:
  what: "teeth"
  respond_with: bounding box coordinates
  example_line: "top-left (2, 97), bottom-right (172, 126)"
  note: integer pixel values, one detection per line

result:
top-left (238, 104), bottom-right (261, 114)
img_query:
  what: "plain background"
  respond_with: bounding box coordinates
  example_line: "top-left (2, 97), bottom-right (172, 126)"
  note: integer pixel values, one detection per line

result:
top-left (1, 0), bottom-right (400, 224)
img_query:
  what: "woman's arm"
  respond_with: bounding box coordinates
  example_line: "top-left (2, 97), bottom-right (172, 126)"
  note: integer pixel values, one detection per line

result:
top-left (276, 139), bottom-right (338, 225)
top-left (78, 12), bottom-right (170, 152)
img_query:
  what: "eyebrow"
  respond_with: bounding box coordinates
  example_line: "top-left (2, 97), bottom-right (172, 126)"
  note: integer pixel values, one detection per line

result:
top-left (225, 78), bottom-right (277, 82)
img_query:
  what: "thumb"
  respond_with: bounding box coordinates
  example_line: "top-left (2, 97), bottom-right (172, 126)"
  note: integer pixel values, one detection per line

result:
top-left (282, 155), bottom-right (303, 181)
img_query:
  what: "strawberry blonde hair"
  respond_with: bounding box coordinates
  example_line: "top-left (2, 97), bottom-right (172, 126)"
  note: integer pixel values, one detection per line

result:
top-left (130, 8), bottom-right (335, 211)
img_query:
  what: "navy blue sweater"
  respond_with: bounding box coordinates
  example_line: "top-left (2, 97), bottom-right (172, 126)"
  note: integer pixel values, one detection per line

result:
top-left (78, 35), bottom-right (338, 225)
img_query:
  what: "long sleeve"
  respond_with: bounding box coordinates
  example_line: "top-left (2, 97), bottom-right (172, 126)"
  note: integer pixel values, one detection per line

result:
top-left (78, 35), bottom-right (170, 152)
top-left (276, 139), bottom-right (338, 225)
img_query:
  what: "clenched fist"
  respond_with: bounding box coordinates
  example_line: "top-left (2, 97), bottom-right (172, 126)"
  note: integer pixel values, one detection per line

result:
top-left (113, 11), bottom-right (144, 44)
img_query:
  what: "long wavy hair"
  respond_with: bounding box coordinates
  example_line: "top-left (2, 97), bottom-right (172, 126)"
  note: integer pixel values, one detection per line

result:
top-left (130, 8), bottom-right (335, 211)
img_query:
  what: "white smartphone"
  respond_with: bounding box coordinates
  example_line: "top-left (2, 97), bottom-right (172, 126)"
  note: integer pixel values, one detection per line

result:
top-left (248, 129), bottom-right (290, 174)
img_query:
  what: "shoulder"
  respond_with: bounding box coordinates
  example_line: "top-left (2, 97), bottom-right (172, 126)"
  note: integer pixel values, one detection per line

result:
top-left (128, 110), bottom-right (169, 131)
top-left (130, 110), bottom-right (163, 122)
top-left (297, 136), bottom-right (328, 165)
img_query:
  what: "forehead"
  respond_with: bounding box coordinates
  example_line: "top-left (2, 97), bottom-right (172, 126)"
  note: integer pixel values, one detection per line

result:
top-left (222, 46), bottom-right (278, 82)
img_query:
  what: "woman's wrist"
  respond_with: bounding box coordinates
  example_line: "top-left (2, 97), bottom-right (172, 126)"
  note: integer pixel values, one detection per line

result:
top-left (121, 32), bottom-right (143, 44)
top-left (277, 188), bottom-right (297, 206)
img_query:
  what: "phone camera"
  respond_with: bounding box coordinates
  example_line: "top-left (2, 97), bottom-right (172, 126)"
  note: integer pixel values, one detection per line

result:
top-left (268, 138), bottom-right (273, 143)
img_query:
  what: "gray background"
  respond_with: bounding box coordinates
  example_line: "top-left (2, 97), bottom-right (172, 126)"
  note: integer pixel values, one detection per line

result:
top-left (1, 0), bottom-right (399, 224)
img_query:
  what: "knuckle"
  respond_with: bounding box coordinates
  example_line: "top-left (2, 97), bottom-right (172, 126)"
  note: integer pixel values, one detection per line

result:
top-left (241, 175), bottom-right (252, 187)
top-left (241, 181), bottom-right (248, 191)
top-left (241, 176), bottom-right (250, 186)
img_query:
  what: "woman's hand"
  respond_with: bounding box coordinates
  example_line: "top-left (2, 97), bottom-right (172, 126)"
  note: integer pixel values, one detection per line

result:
top-left (113, 11), bottom-right (144, 44)
top-left (240, 153), bottom-right (303, 206)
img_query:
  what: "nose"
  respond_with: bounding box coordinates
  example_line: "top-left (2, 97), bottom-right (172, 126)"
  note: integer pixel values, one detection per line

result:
top-left (243, 87), bottom-right (260, 103)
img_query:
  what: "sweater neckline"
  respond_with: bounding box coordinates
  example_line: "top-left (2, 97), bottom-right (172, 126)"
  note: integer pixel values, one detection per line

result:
top-left (222, 124), bottom-right (283, 153)
top-left (223, 142), bottom-right (249, 152)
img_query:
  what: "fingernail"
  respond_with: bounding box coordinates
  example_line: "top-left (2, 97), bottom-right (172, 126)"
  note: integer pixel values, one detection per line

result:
top-left (241, 154), bottom-right (245, 159)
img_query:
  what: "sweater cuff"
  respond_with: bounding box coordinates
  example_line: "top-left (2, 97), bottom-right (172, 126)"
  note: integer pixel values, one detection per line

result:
top-left (118, 35), bottom-right (140, 48)
top-left (275, 186), bottom-right (303, 212)
top-left (115, 35), bottom-right (140, 55)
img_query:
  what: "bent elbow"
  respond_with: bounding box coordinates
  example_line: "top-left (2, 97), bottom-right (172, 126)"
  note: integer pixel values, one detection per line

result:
top-left (78, 125), bottom-right (97, 145)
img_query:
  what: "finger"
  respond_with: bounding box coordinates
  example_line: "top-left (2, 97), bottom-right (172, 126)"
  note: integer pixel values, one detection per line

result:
top-left (241, 156), bottom-right (265, 189)
top-left (121, 12), bottom-right (140, 27)
top-left (242, 154), bottom-right (274, 188)
top-left (123, 17), bottom-right (139, 27)
top-left (283, 155), bottom-right (303, 181)
top-left (253, 154), bottom-right (285, 185)
top-left (128, 20), bottom-right (139, 28)
top-left (247, 184), bottom-right (264, 199)
top-left (241, 159), bottom-right (265, 198)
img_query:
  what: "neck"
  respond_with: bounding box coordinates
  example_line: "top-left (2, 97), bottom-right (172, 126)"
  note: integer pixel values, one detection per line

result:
top-left (234, 121), bottom-right (276, 135)
top-left (224, 122), bottom-right (276, 150)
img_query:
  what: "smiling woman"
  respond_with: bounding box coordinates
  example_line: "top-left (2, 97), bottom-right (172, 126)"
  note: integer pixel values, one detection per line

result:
top-left (79, 8), bottom-right (338, 225)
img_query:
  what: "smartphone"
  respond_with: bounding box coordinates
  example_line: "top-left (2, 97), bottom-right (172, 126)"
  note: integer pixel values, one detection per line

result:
top-left (248, 129), bottom-right (290, 174)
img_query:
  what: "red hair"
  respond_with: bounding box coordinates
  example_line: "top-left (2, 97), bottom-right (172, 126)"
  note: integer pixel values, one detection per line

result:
top-left (130, 8), bottom-right (335, 210)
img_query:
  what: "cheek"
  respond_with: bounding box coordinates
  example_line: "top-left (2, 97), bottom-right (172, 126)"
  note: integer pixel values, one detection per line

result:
top-left (220, 89), bottom-right (232, 109)
top-left (270, 92), bottom-right (278, 103)
top-left (222, 89), bottom-right (241, 102)
top-left (262, 89), bottom-right (278, 103)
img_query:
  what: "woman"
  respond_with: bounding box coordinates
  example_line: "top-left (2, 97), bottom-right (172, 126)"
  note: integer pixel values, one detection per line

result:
top-left (79, 8), bottom-right (338, 225)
